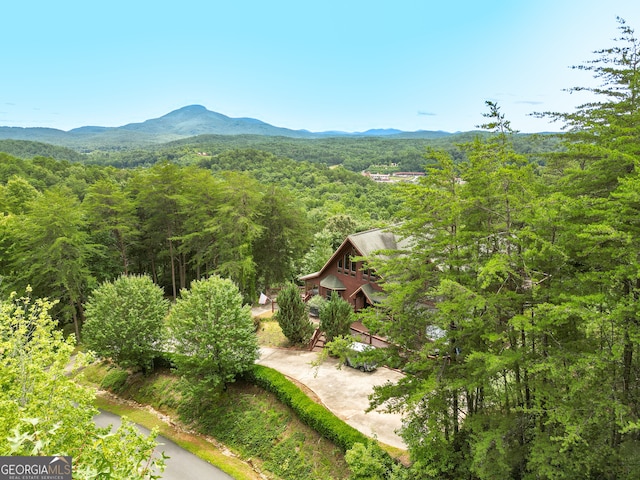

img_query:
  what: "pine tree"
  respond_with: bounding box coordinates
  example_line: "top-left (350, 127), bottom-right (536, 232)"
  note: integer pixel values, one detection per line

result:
top-left (274, 282), bottom-right (314, 345)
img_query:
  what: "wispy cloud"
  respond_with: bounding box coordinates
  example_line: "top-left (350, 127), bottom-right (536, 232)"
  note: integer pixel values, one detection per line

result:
top-left (417, 110), bottom-right (437, 116)
top-left (515, 100), bottom-right (544, 105)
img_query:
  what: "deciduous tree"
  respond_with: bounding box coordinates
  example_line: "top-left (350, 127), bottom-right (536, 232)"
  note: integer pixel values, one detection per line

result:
top-left (167, 275), bottom-right (259, 413)
top-left (83, 274), bottom-right (169, 373)
top-left (0, 290), bottom-right (164, 478)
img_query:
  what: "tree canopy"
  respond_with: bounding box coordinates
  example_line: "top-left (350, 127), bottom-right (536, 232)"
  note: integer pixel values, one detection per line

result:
top-left (167, 275), bottom-right (259, 414)
top-left (83, 274), bottom-right (169, 372)
top-left (0, 290), bottom-right (164, 478)
top-left (363, 20), bottom-right (640, 479)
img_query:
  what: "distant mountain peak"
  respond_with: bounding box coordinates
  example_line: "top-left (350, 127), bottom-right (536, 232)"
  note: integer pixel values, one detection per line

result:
top-left (0, 105), bottom-right (460, 148)
top-left (166, 104), bottom-right (210, 116)
top-left (118, 105), bottom-right (307, 137)
top-left (180, 104), bottom-right (207, 111)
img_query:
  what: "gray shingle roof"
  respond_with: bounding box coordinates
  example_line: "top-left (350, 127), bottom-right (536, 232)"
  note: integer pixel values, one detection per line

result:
top-left (348, 227), bottom-right (412, 257)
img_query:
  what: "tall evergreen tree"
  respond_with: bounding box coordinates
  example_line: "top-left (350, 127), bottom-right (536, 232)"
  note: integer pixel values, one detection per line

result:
top-left (274, 282), bottom-right (314, 345)
top-left (130, 162), bottom-right (186, 299)
top-left (366, 104), bottom-right (550, 478)
top-left (83, 178), bottom-right (138, 276)
top-left (7, 186), bottom-right (98, 339)
top-left (214, 172), bottom-right (264, 301)
top-left (367, 20), bottom-right (640, 479)
top-left (253, 185), bottom-right (311, 289)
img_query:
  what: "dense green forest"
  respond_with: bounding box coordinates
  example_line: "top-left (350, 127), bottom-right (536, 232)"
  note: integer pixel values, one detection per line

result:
top-left (0, 148), bottom-right (397, 338)
top-left (357, 20), bottom-right (640, 479)
top-left (1, 18), bottom-right (640, 480)
top-left (117, 131), bottom-right (560, 172)
top-left (0, 130), bottom-right (561, 173)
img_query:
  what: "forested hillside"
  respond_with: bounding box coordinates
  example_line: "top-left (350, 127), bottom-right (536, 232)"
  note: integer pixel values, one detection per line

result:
top-left (77, 131), bottom-right (560, 173)
top-left (355, 20), bottom-right (640, 479)
top-left (0, 139), bottom-right (86, 162)
top-left (0, 128), bottom-right (562, 174)
top-left (1, 18), bottom-right (639, 480)
top-left (0, 149), bottom-right (396, 337)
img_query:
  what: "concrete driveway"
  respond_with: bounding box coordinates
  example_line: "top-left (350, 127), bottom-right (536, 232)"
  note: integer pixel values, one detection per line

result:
top-left (257, 347), bottom-right (406, 450)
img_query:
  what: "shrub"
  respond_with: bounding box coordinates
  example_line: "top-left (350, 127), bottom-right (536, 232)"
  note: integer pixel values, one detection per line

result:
top-left (245, 364), bottom-right (382, 454)
top-left (274, 283), bottom-right (314, 345)
top-left (168, 275), bottom-right (259, 413)
top-left (83, 274), bottom-right (169, 373)
top-left (320, 291), bottom-right (354, 342)
top-left (345, 442), bottom-right (396, 480)
top-left (307, 294), bottom-right (326, 316)
top-left (100, 368), bottom-right (129, 393)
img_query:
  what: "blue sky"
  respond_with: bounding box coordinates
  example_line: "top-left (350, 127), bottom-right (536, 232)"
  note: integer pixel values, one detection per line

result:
top-left (2, 1), bottom-right (640, 133)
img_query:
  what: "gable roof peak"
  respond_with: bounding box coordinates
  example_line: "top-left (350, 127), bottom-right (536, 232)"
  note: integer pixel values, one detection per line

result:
top-left (347, 227), bottom-right (400, 257)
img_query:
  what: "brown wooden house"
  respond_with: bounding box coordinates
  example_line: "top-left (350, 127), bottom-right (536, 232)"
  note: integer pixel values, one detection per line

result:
top-left (300, 227), bottom-right (408, 312)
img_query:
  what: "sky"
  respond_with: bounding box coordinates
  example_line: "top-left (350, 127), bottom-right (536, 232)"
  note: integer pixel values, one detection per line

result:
top-left (2, 1), bottom-right (640, 134)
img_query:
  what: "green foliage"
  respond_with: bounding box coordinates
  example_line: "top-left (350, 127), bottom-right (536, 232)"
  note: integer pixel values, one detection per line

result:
top-left (83, 360), bottom-right (350, 480)
top-left (212, 172), bottom-right (264, 301)
top-left (307, 293), bottom-right (327, 310)
top-left (0, 175), bottom-right (40, 214)
top-left (263, 432), bottom-right (317, 480)
top-left (253, 186), bottom-right (311, 288)
top-left (167, 275), bottom-right (259, 411)
top-left (81, 130), bottom-right (559, 173)
top-left (274, 283), bottom-right (314, 345)
top-left (312, 334), bottom-right (353, 370)
top-left (366, 22), bottom-right (640, 477)
top-left (320, 291), bottom-right (354, 342)
top-left (0, 139), bottom-right (86, 162)
top-left (197, 388), bottom-right (289, 457)
top-left (100, 367), bottom-right (130, 393)
top-left (324, 214), bottom-right (358, 249)
top-left (0, 149), bottom-right (395, 309)
top-left (83, 178), bottom-right (139, 276)
top-left (83, 274), bottom-right (169, 372)
top-left (300, 230), bottom-right (335, 275)
top-left (245, 364), bottom-right (381, 455)
top-left (3, 185), bottom-right (101, 336)
top-left (345, 442), bottom-right (399, 480)
top-left (0, 290), bottom-right (165, 478)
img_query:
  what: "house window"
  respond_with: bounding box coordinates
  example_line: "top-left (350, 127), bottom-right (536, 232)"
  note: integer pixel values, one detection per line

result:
top-left (363, 268), bottom-right (378, 281)
top-left (326, 289), bottom-right (342, 300)
top-left (349, 249), bottom-right (357, 276)
top-left (341, 252), bottom-right (350, 275)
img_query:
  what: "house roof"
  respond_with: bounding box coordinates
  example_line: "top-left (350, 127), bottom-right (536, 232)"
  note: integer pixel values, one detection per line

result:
top-left (329, 227), bottom-right (410, 269)
top-left (350, 283), bottom-right (386, 304)
top-left (299, 271), bottom-right (320, 281)
top-left (320, 274), bottom-right (346, 290)
top-left (349, 228), bottom-right (400, 257)
top-left (299, 227), bottom-right (411, 282)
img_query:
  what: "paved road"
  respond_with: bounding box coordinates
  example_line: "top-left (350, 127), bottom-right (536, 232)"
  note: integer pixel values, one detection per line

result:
top-left (94, 410), bottom-right (234, 480)
top-left (257, 346), bottom-right (406, 449)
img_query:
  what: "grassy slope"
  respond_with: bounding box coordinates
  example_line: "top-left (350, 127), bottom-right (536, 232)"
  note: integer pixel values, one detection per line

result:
top-left (93, 394), bottom-right (260, 480)
top-left (79, 318), bottom-right (351, 480)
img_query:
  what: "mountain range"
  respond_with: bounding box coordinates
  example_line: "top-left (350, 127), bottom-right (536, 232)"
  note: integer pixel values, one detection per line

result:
top-left (0, 105), bottom-right (453, 150)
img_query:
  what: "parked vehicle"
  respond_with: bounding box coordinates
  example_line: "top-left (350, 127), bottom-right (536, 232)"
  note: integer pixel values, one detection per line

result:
top-left (345, 342), bottom-right (377, 372)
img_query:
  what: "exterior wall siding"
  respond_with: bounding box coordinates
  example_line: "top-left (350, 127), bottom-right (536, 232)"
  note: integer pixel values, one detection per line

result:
top-left (305, 240), bottom-right (384, 311)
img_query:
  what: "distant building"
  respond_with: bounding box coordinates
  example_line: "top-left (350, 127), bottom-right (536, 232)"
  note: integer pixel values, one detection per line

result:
top-left (362, 171), bottom-right (425, 183)
top-left (300, 227), bottom-right (410, 312)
